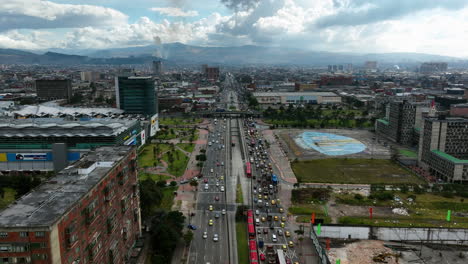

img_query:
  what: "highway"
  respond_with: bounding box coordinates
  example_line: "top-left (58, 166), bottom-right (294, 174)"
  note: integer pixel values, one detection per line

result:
top-left (189, 76), bottom-right (239, 264)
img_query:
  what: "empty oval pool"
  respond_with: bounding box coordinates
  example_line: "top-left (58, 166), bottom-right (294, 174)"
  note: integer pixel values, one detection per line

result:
top-left (295, 131), bottom-right (366, 156)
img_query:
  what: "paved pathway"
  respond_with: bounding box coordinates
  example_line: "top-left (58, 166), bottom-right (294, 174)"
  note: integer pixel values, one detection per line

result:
top-left (263, 129), bottom-right (297, 184)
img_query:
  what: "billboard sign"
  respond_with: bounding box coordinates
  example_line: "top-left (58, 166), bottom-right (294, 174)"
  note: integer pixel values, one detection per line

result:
top-left (15, 153), bottom-right (47, 161)
top-left (140, 130), bottom-right (146, 145)
top-left (150, 114), bottom-right (159, 137)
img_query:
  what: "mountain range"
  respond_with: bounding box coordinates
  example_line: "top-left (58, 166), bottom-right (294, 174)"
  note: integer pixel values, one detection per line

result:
top-left (1, 43), bottom-right (466, 67)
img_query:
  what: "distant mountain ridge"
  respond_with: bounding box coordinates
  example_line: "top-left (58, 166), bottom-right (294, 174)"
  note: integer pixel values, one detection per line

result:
top-left (1, 43), bottom-right (466, 66)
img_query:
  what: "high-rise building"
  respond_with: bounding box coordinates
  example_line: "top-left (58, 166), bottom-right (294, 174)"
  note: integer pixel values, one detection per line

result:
top-left (115, 76), bottom-right (157, 116)
top-left (80, 71), bottom-right (101, 82)
top-left (0, 146), bottom-right (141, 264)
top-left (420, 62), bottom-right (448, 73)
top-left (201, 65), bottom-right (220, 80)
top-left (364, 61), bottom-right (378, 70)
top-left (418, 117), bottom-right (468, 182)
top-left (35, 79), bottom-right (72, 101)
top-left (152, 61), bottom-right (163, 76)
top-left (375, 100), bottom-right (430, 146)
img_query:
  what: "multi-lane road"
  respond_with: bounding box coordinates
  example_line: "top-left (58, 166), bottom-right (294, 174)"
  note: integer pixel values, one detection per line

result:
top-left (189, 117), bottom-right (235, 264)
top-left (189, 73), bottom-right (299, 263)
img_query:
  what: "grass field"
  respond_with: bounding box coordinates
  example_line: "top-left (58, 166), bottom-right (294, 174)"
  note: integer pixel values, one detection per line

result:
top-left (177, 143), bottom-right (195, 153)
top-left (160, 187), bottom-right (177, 211)
top-left (0, 188), bottom-right (16, 209)
top-left (163, 149), bottom-right (190, 177)
top-left (334, 190), bottom-right (468, 228)
top-left (292, 159), bottom-right (425, 184)
top-left (138, 143), bottom-right (171, 167)
top-left (399, 149), bottom-right (418, 158)
top-left (339, 215), bottom-right (468, 228)
top-left (138, 172), bottom-right (172, 182)
top-left (159, 118), bottom-right (202, 126)
top-left (236, 222), bottom-right (249, 264)
top-left (236, 183), bottom-right (243, 204)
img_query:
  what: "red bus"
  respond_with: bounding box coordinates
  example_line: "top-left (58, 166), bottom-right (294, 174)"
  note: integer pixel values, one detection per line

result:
top-left (250, 252), bottom-right (259, 264)
top-left (247, 209), bottom-right (253, 218)
top-left (246, 162), bottom-right (252, 178)
top-left (248, 224), bottom-right (255, 239)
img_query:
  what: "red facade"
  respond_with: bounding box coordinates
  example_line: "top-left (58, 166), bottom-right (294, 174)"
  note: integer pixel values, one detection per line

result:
top-left (0, 148), bottom-right (141, 264)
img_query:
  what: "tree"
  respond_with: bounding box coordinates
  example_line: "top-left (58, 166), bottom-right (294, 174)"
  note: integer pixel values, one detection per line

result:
top-left (156, 180), bottom-right (167, 188)
top-left (196, 154), bottom-right (207, 161)
top-left (183, 230), bottom-right (194, 246)
top-left (189, 179), bottom-right (198, 189)
top-left (139, 179), bottom-right (163, 217)
top-left (69, 93), bottom-right (84, 104)
top-left (294, 229), bottom-right (305, 235)
top-left (170, 181), bottom-right (177, 187)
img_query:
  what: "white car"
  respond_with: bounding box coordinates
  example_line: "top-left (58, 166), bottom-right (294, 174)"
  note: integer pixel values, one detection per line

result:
top-left (203, 232), bottom-right (208, 239)
top-left (213, 234), bottom-right (219, 242)
top-left (222, 209), bottom-right (226, 215)
top-left (220, 186), bottom-right (225, 192)
top-left (255, 210), bottom-right (260, 215)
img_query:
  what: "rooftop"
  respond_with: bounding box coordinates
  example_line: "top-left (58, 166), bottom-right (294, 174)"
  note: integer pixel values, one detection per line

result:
top-left (253, 92), bottom-right (338, 97)
top-left (13, 105), bottom-right (123, 117)
top-left (0, 146), bottom-right (134, 228)
top-left (377, 119), bottom-right (389, 125)
top-left (432, 150), bottom-right (468, 164)
top-left (0, 118), bottom-right (138, 138)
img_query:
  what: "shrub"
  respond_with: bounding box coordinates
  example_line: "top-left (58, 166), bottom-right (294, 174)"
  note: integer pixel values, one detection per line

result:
top-left (354, 194), bottom-right (364, 200)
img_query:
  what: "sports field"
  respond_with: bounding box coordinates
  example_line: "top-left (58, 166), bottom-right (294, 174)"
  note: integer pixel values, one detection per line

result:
top-left (292, 158), bottom-right (425, 184)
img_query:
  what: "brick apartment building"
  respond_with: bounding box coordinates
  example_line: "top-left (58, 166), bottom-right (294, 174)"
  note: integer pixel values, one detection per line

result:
top-left (0, 146), bottom-right (141, 264)
top-left (418, 117), bottom-right (468, 183)
top-left (35, 79), bottom-right (72, 102)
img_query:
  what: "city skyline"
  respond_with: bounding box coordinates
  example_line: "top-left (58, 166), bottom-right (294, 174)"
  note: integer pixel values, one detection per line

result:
top-left (1, 0), bottom-right (468, 57)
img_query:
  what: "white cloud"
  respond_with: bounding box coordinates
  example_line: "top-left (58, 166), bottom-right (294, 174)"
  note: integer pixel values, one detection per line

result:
top-left (1, 0), bottom-right (468, 57)
top-left (150, 7), bottom-right (199, 17)
top-left (0, 0), bottom-right (127, 31)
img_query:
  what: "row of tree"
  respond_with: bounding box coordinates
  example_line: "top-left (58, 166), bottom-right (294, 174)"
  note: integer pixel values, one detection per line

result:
top-left (263, 104), bottom-right (374, 128)
top-left (0, 174), bottom-right (42, 199)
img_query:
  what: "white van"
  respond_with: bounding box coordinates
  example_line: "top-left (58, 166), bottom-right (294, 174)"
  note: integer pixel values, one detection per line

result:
top-left (255, 218), bottom-right (260, 226)
top-left (210, 168), bottom-right (214, 173)
top-left (272, 234), bottom-right (277, 242)
top-left (204, 184), bottom-right (209, 190)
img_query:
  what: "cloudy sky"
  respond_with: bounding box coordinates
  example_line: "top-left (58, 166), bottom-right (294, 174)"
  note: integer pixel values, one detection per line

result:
top-left (1, 0), bottom-right (468, 57)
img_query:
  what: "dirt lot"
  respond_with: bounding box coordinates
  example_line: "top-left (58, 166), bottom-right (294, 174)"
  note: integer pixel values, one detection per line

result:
top-left (327, 240), bottom-right (468, 264)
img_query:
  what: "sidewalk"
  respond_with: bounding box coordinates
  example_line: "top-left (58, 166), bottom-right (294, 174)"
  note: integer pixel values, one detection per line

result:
top-left (262, 129), bottom-right (297, 184)
top-left (171, 128), bottom-right (208, 264)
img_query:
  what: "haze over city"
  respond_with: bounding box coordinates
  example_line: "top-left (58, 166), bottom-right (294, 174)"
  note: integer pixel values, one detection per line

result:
top-left (1, 0), bottom-right (468, 57)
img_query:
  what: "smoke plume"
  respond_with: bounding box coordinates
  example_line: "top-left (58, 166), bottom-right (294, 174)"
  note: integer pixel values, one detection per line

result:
top-left (153, 36), bottom-right (165, 58)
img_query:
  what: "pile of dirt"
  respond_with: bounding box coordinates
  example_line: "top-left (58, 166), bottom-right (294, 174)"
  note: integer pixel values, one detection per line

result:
top-left (328, 240), bottom-right (400, 264)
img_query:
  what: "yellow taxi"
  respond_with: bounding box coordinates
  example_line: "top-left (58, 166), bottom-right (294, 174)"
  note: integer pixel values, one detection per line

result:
top-left (288, 241), bottom-right (294, 248)
top-left (271, 199), bottom-right (276, 205)
top-left (261, 217), bottom-right (266, 222)
top-left (209, 205), bottom-right (213, 211)
top-left (282, 245), bottom-right (287, 250)
top-left (285, 231), bottom-right (290, 237)
top-left (280, 222), bottom-right (285, 228)
top-left (274, 216), bottom-right (279, 221)
top-left (279, 207), bottom-right (284, 213)
top-left (281, 216), bottom-right (286, 222)
top-left (209, 219), bottom-right (213, 226)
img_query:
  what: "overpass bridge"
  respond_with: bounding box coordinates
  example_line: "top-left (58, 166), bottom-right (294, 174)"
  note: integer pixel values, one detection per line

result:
top-left (194, 110), bottom-right (262, 118)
